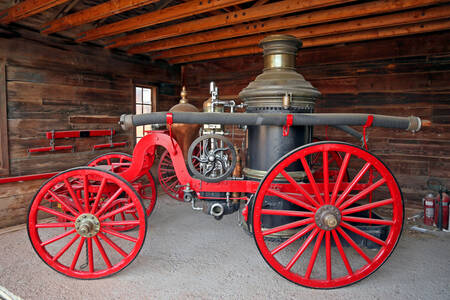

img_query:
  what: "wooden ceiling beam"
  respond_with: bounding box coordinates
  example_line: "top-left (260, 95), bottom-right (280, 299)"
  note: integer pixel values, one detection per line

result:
top-left (0, 0), bottom-right (70, 24)
top-left (168, 19), bottom-right (450, 64)
top-left (76, 0), bottom-right (256, 42)
top-left (41, 0), bottom-right (163, 34)
top-left (157, 4), bottom-right (450, 59)
top-left (128, 0), bottom-right (446, 54)
top-left (252, 0), bottom-right (270, 7)
top-left (106, 0), bottom-right (355, 48)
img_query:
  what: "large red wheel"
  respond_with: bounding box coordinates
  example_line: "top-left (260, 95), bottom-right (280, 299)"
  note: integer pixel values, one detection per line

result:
top-left (27, 167), bottom-right (147, 279)
top-left (88, 152), bottom-right (157, 217)
top-left (252, 141), bottom-right (403, 288)
top-left (157, 150), bottom-right (183, 201)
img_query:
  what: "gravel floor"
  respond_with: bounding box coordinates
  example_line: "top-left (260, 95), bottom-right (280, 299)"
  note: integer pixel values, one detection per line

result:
top-left (0, 192), bottom-right (449, 300)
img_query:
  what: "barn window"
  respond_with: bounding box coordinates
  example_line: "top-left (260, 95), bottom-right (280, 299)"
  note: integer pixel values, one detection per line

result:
top-left (135, 85), bottom-right (156, 145)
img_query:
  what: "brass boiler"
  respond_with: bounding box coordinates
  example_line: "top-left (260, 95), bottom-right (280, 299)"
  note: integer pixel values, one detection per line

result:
top-left (238, 34), bottom-right (320, 234)
top-left (239, 34), bottom-right (321, 180)
top-left (168, 86), bottom-right (200, 161)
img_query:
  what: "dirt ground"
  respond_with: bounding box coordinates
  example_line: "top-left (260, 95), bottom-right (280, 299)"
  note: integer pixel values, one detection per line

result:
top-left (0, 191), bottom-right (449, 300)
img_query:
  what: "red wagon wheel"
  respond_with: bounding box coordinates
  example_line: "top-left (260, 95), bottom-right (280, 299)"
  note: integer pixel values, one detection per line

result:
top-left (252, 141), bottom-right (403, 288)
top-left (88, 152), bottom-right (157, 217)
top-left (28, 167), bottom-right (147, 279)
top-left (158, 150), bottom-right (183, 201)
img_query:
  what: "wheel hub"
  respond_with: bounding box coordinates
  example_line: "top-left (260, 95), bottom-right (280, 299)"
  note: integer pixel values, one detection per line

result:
top-left (315, 205), bottom-right (341, 231)
top-left (75, 213), bottom-right (100, 237)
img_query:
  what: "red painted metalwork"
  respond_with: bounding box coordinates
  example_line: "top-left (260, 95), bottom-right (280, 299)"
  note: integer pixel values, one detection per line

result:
top-left (0, 172), bottom-right (58, 184)
top-left (28, 145), bottom-right (73, 153)
top-left (88, 152), bottom-right (157, 217)
top-left (282, 114), bottom-right (293, 137)
top-left (158, 150), bottom-right (183, 201)
top-left (362, 115), bottom-right (374, 149)
top-left (251, 142), bottom-right (403, 288)
top-left (27, 167), bottom-right (147, 279)
top-left (26, 128), bottom-right (404, 285)
top-left (165, 113), bottom-right (177, 154)
top-left (92, 142), bottom-right (128, 150)
top-left (45, 130), bottom-right (115, 139)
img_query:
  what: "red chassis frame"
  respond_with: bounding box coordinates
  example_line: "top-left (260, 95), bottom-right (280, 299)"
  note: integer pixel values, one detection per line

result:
top-left (120, 130), bottom-right (368, 197)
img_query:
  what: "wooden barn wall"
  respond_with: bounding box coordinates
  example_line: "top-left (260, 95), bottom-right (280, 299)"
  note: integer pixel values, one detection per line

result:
top-left (183, 31), bottom-right (450, 206)
top-left (0, 27), bottom-right (180, 228)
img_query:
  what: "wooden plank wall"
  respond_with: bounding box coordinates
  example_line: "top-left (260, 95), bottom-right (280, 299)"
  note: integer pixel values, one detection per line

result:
top-left (0, 26), bottom-right (180, 228)
top-left (183, 31), bottom-right (450, 206)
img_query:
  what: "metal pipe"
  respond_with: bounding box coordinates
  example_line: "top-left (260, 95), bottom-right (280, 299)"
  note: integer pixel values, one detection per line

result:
top-left (332, 125), bottom-right (364, 142)
top-left (120, 112), bottom-right (422, 132)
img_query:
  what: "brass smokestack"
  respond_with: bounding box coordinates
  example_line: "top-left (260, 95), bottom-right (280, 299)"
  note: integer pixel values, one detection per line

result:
top-left (239, 34), bottom-right (320, 110)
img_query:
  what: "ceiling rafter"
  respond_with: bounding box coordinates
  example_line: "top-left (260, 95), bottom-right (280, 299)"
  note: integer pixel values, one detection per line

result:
top-left (106, 0), bottom-right (356, 48)
top-left (168, 19), bottom-right (450, 64)
top-left (41, 0), bottom-right (162, 34)
top-left (157, 4), bottom-right (450, 59)
top-left (0, 0), bottom-right (71, 24)
top-left (48, 0), bottom-right (82, 23)
top-left (252, 0), bottom-right (270, 7)
top-left (127, 0), bottom-right (446, 54)
top-left (76, 0), bottom-right (256, 42)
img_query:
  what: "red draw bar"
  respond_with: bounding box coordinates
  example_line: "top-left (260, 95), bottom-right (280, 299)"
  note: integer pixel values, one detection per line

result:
top-left (45, 130), bottom-right (115, 139)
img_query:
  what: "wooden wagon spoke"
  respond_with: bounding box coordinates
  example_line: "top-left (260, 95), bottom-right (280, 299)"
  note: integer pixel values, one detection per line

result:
top-left (300, 156), bottom-right (324, 205)
top-left (339, 178), bottom-right (386, 210)
top-left (99, 202), bottom-right (135, 222)
top-left (342, 198), bottom-right (393, 216)
top-left (305, 230), bottom-right (325, 279)
top-left (38, 205), bottom-right (76, 222)
top-left (286, 228), bottom-right (319, 271)
top-left (330, 153), bottom-right (351, 205)
top-left (268, 188), bottom-right (316, 212)
top-left (331, 229), bottom-right (353, 275)
top-left (97, 232), bottom-right (128, 257)
top-left (337, 227), bottom-right (372, 264)
top-left (47, 189), bottom-right (79, 216)
top-left (335, 162), bottom-right (372, 207)
top-left (101, 227), bottom-right (138, 243)
top-left (93, 236), bottom-right (112, 268)
top-left (340, 222), bottom-right (387, 246)
top-left (40, 228), bottom-right (76, 247)
top-left (262, 218), bottom-right (314, 236)
top-left (70, 237), bottom-right (86, 270)
top-left (64, 177), bottom-right (84, 213)
top-left (280, 169), bottom-right (320, 207)
top-left (90, 177), bottom-right (107, 214)
top-left (52, 234), bottom-right (80, 262)
top-left (271, 223), bottom-right (315, 256)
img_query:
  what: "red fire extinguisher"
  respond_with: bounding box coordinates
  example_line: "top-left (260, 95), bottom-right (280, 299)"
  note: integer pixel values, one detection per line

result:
top-left (427, 178), bottom-right (449, 230)
top-left (434, 193), bottom-right (449, 230)
top-left (423, 193), bottom-right (435, 226)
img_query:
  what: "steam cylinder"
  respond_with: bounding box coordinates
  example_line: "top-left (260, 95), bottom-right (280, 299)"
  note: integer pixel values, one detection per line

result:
top-left (239, 35), bottom-right (320, 230)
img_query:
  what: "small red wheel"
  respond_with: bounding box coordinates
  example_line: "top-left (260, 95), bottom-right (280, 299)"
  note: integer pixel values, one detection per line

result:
top-left (252, 141), bottom-right (403, 288)
top-left (88, 152), bottom-right (157, 217)
top-left (28, 167), bottom-right (147, 279)
top-left (157, 150), bottom-right (183, 201)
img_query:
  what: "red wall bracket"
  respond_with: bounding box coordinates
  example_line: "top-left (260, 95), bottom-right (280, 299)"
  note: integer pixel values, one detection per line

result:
top-left (93, 142), bottom-right (128, 150)
top-left (28, 145), bottom-right (73, 153)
